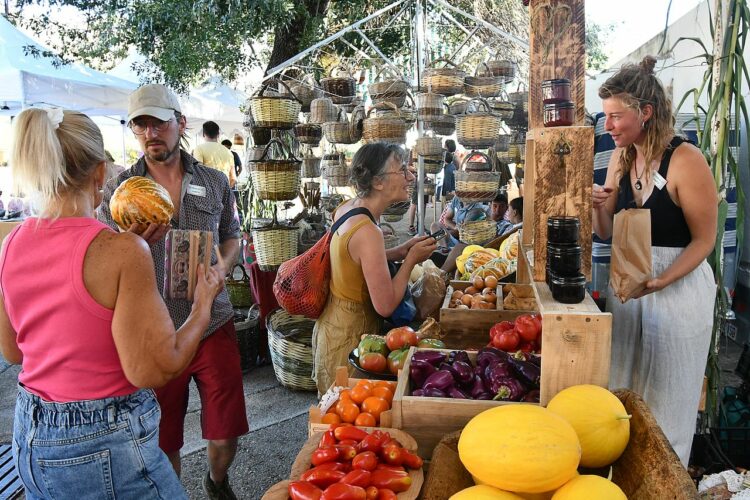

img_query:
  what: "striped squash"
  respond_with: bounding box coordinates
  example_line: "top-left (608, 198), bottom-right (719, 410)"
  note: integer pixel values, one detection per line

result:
top-left (109, 176), bottom-right (174, 230)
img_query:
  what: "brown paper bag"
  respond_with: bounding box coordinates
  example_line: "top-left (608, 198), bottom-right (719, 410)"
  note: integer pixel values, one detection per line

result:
top-left (609, 209), bottom-right (652, 303)
top-left (164, 230), bottom-right (213, 301)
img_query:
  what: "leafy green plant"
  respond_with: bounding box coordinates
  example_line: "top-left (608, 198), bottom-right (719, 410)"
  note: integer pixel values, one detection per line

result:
top-left (674, 0), bottom-right (749, 428)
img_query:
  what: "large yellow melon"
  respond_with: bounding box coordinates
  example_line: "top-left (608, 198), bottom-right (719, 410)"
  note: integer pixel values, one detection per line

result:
top-left (109, 176), bottom-right (174, 230)
top-left (546, 385), bottom-right (631, 468)
top-left (458, 405), bottom-right (581, 493)
top-left (551, 475), bottom-right (627, 500)
top-left (450, 485), bottom-right (524, 499)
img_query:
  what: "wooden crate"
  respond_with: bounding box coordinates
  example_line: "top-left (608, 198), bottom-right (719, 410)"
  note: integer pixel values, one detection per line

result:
top-left (308, 366), bottom-right (394, 436)
top-left (522, 126), bottom-right (594, 281)
top-left (528, 0), bottom-right (586, 129)
top-left (391, 348), bottom-right (538, 459)
top-left (420, 389), bottom-right (698, 500)
top-left (439, 281), bottom-right (537, 349)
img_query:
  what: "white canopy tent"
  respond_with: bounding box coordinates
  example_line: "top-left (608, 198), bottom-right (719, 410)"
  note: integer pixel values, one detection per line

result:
top-left (0, 15), bottom-right (136, 117)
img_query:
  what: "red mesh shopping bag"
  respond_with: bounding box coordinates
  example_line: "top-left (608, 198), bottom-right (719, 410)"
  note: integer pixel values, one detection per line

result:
top-left (272, 232), bottom-right (333, 318)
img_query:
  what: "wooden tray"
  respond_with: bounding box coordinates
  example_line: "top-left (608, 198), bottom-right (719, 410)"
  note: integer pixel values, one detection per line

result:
top-left (290, 430), bottom-right (423, 500)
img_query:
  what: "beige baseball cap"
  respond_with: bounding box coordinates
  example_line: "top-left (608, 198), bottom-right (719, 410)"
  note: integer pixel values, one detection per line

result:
top-left (128, 84), bottom-right (182, 122)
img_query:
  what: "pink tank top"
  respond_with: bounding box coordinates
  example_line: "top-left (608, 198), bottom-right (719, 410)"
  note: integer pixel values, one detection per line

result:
top-left (0, 217), bottom-right (137, 402)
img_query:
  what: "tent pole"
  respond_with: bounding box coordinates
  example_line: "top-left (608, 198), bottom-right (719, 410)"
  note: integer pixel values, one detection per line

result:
top-left (121, 120), bottom-right (127, 166)
top-left (416, 0), bottom-right (426, 236)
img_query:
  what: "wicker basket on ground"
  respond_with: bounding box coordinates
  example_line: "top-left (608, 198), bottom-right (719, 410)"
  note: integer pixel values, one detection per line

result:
top-left (320, 65), bottom-right (357, 104)
top-left (382, 201), bottom-right (410, 223)
top-left (252, 217), bottom-right (298, 272)
top-left (464, 62), bottom-right (503, 98)
top-left (423, 58), bottom-right (466, 96)
top-left (369, 68), bottom-right (410, 108)
top-left (249, 138), bottom-right (301, 201)
top-left (416, 91), bottom-right (445, 119)
top-left (362, 103), bottom-right (407, 145)
top-left (456, 98), bottom-right (502, 149)
top-left (267, 309), bottom-right (317, 391)
top-left (249, 79), bottom-right (302, 130)
top-left (459, 219), bottom-right (496, 244)
top-left (323, 153), bottom-right (350, 187)
top-left (279, 67), bottom-right (323, 113)
top-left (322, 107), bottom-right (364, 145)
top-left (294, 123), bottom-right (322, 147)
top-left (309, 97), bottom-right (339, 124)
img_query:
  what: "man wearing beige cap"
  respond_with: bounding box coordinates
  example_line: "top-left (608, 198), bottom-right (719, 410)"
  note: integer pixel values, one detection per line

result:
top-left (98, 83), bottom-right (248, 500)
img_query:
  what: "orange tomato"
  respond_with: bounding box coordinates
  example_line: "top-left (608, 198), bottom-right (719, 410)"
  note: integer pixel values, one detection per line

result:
top-left (372, 386), bottom-right (394, 404)
top-left (321, 413), bottom-right (342, 425)
top-left (374, 381), bottom-right (397, 392)
top-left (354, 380), bottom-right (374, 391)
top-left (350, 384), bottom-right (372, 405)
top-left (339, 389), bottom-right (353, 402)
top-left (354, 412), bottom-right (377, 427)
top-left (361, 397), bottom-right (389, 421)
top-left (337, 402), bottom-right (360, 423)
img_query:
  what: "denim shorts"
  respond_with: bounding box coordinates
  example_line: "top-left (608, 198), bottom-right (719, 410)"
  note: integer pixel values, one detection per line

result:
top-left (12, 385), bottom-right (187, 500)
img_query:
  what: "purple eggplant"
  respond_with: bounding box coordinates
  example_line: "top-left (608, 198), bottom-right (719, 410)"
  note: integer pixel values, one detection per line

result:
top-left (412, 350), bottom-right (447, 367)
top-left (448, 350), bottom-right (471, 366)
top-left (449, 360), bottom-right (474, 385)
top-left (448, 386), bottom-right (469, 399)
top-left (422, 387), bottom-right (447, 398)
top-left (469, 374), bottom-right (487, 399)
top-left (422, 370), bottom-right (455, 392)
top-left (475, 392), bottom-right (492, 400)
top-left (411, 389), bottom-right (425, 397)
top-left (523, 389), bottom-right (540, 403)
top-left (410, 359), bottom-right (438, 390)
top-left (473, 365), bottom-right (484, 377)
top-left (508, 355), bottom-right (541, 387)
top-left (476, 347), bottom-right (511, 369)
top-left (485, 361), bottom-right (513, 385)
top-left (527, 354), bottom-right (541, 367)
top-left (492, 377), bottom-right (527, 401)
top-left (438, 362), bottom-right (453, 373)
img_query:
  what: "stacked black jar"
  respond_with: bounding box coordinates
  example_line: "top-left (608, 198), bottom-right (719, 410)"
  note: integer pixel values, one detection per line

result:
top-left (546, 216), bottom-right (586, 303)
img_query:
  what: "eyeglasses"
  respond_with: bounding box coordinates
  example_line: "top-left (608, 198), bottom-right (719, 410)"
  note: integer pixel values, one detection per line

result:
top-left (129, 117), bottom-right (174, 135)
top-left (382, 164), bottom-right (411, 179)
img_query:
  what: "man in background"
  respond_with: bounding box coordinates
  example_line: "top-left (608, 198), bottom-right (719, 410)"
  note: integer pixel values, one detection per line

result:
top-left (193, 121), bottom-right (236, 187)
top-left (221, 139), bottom-right (242, 178)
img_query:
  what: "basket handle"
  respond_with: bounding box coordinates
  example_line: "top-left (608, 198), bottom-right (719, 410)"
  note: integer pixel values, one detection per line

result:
top-left (380, 222), bottom-right (396, 236)
top-left (474, 62), bottom-right (492, 77)
top-left (514, 81), bottom-right (527, 93)
top-left (460, 150), bottom-right (491, 170)
top-left (403, 91), bottom-right (415, 108)
top-left (464, 97), bottom-right (492, 115)
top-left (256, 78), bottom-right (301, 104)
top-left (349, 105), bottom-right (365, 136)
top-left (373, 65), bottom-right (400, 81)
top-left (254, 137), bottom-right (299, 163)
top-left (228, 263), bottom-right (250, 283)
top-left (329, 65), bottom-right (354, 79)
top-left (428, 57), bottom-right (460, 69)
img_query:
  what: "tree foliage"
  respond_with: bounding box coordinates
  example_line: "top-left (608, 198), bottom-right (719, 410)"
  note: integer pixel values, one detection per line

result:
top-left (585, 18), bottom-right (615, 71)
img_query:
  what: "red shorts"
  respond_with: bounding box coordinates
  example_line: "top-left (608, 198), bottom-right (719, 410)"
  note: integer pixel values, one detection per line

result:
top-left (155, 320), bottom-right (249, 454)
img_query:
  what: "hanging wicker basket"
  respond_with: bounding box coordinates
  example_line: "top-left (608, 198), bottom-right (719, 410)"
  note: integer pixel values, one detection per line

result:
top-left (323, 153), bottom-right (350, 187)
top-left (508, 82), bottom-right (529, 113)
top-left (320, 65), bottom-right (357, 104)
top-left (422, 155), bottom-right (445, 174)
top-left (456, 98), bottom-right (503, 149)
top-left (423, 58), bottom-right (466, 96)
top-left (322, 106), bottom-right (364, 145)
top-left (458, 220), bottom-right (497, 245)
top-left (294, 123), bottom-right (322, 147)
top-left (249, 79), bottom-right (302, 130)
top-left (252, 215), bottom-right (298, 272)
top-left (301, 154), bottom-right (321, 178)
top-left (376, 92), bottom-right (416, 127)
top-left (249, 138), bottom-right (302, 201)
top-left (446, 97), bottom-right (469, 116)
top-left (415, 136), bottom-right (443, 157)
top-left (455, 152), bottom-right (501, 202)
top-left (243, 107), bottom-right (272, 145)
top-left (383, 200), bottom-right (410, 223)
top-left (464, 150), bottom-right (492, 172)
top-left (226, 263), bottom-right (253, 308)
top-left (362, 102), bottom-right (407, 144)
top-left (309, 97), bottom-right (339, 124)
top-left (369, 67), bottom-right (410, 107)
top-left (339, 97), bottom-right (364, 115)
top-left (485, 56), bottom-right (517, 81)
top-left (464, 62), bottom-right (504, 98)
top-left (494, 133), bottom-right (511, 152)
top-left (416, 91), bottom-right (445, 119)
top-left (424, 111), bottom-right (456, 136)
top-left (267, 309), bottom-right (317, 391)
top-left (279, 67), bottom-right (324, 113)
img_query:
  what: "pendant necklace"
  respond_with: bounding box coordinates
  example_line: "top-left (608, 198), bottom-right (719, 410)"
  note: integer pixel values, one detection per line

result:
top-left (634, 165), bottom-right (645, 191)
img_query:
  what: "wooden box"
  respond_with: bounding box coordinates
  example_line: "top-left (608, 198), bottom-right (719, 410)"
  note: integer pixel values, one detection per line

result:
top-left (523, 126), bottom-right (594, 281)
top-left (307, 366), bottom-right (394, 436)
top-left (391, 348), bottom-right (538, 459)
top-left (420, 390), bottom-right (698, 500)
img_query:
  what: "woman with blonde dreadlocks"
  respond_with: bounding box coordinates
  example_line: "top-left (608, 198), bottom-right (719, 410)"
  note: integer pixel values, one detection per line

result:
top-left (591, 55), bottom-right (717, 466)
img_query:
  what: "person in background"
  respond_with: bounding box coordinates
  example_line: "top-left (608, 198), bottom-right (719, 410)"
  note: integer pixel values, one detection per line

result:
top-left (592, 56), bottom-right (716, 467)
top-left (313, 143), bottom-right (436, 394)
top-left (221, 139), bottom-right (242, 178)
top-left (0, 108), bottom-right (223, 499)
top-left (439, 139), bottom-right (457, 202)
top-left (98, 84), bottom-right (248, 499)
top-left (506, 196), bottom-right (523, 228)
top-left (193, 121), bottom-right (236, 188)
top-left (429, 194), bottom-right (485, 253)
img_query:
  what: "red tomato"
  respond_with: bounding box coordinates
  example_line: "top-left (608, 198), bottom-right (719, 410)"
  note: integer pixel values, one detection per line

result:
top-left (319, 430), bottom-right (336, 448)
top-left (311, 447), bottom-right (340, 466)
top-left (515, 314), bottom-right (540, 342)
top-left (352, 451), bottom-right (378, 471)
top-left (400, 449), bottom-right (424, 469)
top-left (385, 326), bottom-right (418, 351)
top-left (315, 462), bottom-right (351, 473)
top-left (370, 469), bottom-right (412, 492)
top-left (365, 486), bottom-right (379, 500)
top-left (334, 426), bottom-right (369, 442)
top-left (357, 433), bottom-right (386, 454)
top-left (386, 348), bottom-right (410, 376)
top-left (380, 445), bottom-right (405, 466)
top-left (321, 483), bottom-right (367, 500)
top-left (376, 489), bottom-right (398, 500)
top-left (374, 464), bottom-right (406, 473)
top-left (491, 329), bottom-right (520, 351)
top-left (359, 353), bottom-right (387, 373)
top-left (288, 480), bottom-right (323, 500)
top-left (339, 469), bottom-right (372, 488)
top-left (334, 444), bottom-right (357, 461)
top-left (489, 321), bottom-right (515, 339)
top-left (301, 467), bottom-right (346, 489)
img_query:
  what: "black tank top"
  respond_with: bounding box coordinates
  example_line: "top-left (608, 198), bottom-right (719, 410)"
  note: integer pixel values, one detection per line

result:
top-left (615, 136), bottom-right (692, 247)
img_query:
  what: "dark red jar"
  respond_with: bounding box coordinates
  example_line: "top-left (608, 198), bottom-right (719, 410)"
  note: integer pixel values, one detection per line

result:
top-left (541, 79), bottom-right (571, 104)
top-left (543, 101), bottom-right (574, 127)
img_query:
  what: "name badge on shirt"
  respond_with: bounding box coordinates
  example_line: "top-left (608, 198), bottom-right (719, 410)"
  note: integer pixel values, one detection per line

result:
top-left (187, 184), bottom-right (206, 197)
top-left (653, 172), bottom-right (667, 190)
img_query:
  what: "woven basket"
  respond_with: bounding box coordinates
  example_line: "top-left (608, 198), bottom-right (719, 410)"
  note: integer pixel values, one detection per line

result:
top-left (252, 219), bottom-right (298, 272)
top-left (249, 79), bottom-right (302, 130)
top-left (320, 65), bottom-right (357, 104)
top-left (323, 153), bottom-right (350, 187)
top-left (249, 138), bottom-right (302, 201)
top-left (279, 67), bottom-right (323, 113)
top-left (246, 145), bottom-right (267, 164)
top-left (464, 150), bottom-right (492, 172)
top-left (416, 91), bottom-right (445, 119)
top-left (369, 68), bottom-right (410, 107)
top-left (383, 200), bottom-right (410, 223)
top-left (243, 107), bottom-right (273, 145)
top-left (464, 62), bottom-right (503, 98)
top-left (299, 222), bottom-right (327, 254)
top-left (375, 92), bottom-right (416, 127)
top-left (415, 136), bottom-right (443, 157)
top-left (424, 113), bottom-right (456, 136)
top-left (446, 97), bottom-right (469, 116)
top-left (310, 98), bottom-right (339, 124)
top-left (422, 155), bottom-right (444, 174)
top-left (459, 219), bottom-right (496, 244)
top-left (455, 155), bottom-right (501, 202)
top-left (301, 155), bottom-right (321, 178)
top-left (322, 106), bottom-right (364, 145)
top-left (267, 309), bottom-right (317, 391)
top-left (362, 102), bottom-right (407, 144)
top-left (226, 264), bottom-right (253, 308)
top-left (320, 193), bottom-right (346, 214)
top-left (494, 133), bottom-right (511, 152)
top-left (423, 58), bottom-right (466, 96)
top-left (456, 98), bottom-right (502, 149)
top-left (508, 83), bottom-right (529, 112)
top-left (294, 123), bottom-right (322, 147)
top-left (381, 223), bottom-right (400, 250)
top-left (485, 56), bottom-right (517, 80)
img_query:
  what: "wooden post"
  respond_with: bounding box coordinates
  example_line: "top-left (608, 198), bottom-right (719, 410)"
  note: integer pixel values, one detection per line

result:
top-left (528, 0), bottom-right (586, 129)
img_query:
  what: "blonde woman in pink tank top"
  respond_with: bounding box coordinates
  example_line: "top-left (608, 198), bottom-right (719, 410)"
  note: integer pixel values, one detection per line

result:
top-left (0, 109), bottom-right (223, 499)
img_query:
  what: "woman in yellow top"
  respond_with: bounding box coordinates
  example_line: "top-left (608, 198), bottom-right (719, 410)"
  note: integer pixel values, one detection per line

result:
top-left (312, 143), bottom-right (437, 394)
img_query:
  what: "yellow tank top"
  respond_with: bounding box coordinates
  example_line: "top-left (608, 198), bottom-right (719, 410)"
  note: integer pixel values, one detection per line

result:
top-left (329, 218), bottom-right (374, 303)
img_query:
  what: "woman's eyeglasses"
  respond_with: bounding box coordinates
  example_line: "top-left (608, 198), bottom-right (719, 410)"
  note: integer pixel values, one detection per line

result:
top-left (129, 117), bottom-right (174, 135)
top-left (382, 164), bottom-right (411, 178)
